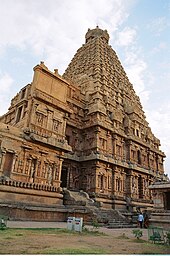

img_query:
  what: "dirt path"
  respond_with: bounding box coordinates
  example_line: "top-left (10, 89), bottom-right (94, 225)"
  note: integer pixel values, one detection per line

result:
top-left (1, 221), bottom-right (169, 254)
top-left (7, 220), bottom-right (148, 239)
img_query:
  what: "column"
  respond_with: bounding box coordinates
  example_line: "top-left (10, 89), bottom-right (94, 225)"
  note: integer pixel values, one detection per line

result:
top-left (11, 153), bottom-right (17, 173)
top-left (58, 158), bottom-right (64, 183)
top-left (147, 148), bottom-right (150, 169)
top-left (112, 134), bottom-right (117, 157)
top-left (47, 110), bottom-right (53, 130)
top-left (22, 150), bottom-right (28, 174)
top-left (0, 151), bottom-right (5, 175)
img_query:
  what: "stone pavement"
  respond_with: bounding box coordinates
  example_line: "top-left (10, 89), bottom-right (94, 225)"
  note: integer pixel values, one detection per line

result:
top-left (7, 220), bottom-right (148, 240)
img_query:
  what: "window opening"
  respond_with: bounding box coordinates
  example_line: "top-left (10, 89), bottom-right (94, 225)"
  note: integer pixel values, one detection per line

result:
top-left (16, 106), bottom-right (23, 123)
top-left (137, 150), bottom-right (141, 164)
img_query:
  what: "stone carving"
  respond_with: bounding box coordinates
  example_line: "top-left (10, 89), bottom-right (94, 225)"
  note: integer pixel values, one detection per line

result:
top-left (0, 26), bottom-right (167, 211)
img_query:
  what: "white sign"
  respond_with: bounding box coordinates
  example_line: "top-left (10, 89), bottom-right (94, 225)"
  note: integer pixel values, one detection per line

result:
top-left (74, 217), bottom-right (83, 232)
top-left (67, 216), bottom-right (75, 231)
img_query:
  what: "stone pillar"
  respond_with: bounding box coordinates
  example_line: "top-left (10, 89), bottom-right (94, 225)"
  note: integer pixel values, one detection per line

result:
top-left (126, 172), bottom-right (133, 197)
top-left (44, 162), bottom-right (48, 179)
top-left (11, 153), bottom-right (17, 173)
top-left (0, 151), bottom-right (5, 175)
top-left (95, 167), bottom-right (100, 193)
top-left (47, 110), bottom-right (53, 130)
top-left (106, 131), bottom-right (112, 154)
top-left (112, 167), bottom-right (118, 193)
top-left (26, 158), bottom-right (32, 179)
top-left (53, 163), bottom-right (57, 180)
top-left (147, 149), bottom-right (150, 169)
top-left (32, 158), bottom-right (38, 183)
top-left (22, 150), bottom-right (28, 174)
top-left (112, 134), bottom-right (117, 157)
top-left (0, 153), bottom-right (2, 170)
top-left (126, 140), bottom-right (132, 161)
top-left (39, 155), bottom-right (45, 177)
top-left (122, 171), bottom-right (126, 194)
top-left (47, 163), bottom-right (53, 185)
top-left (58, 158), bottom-right (64, 184)
top-left (95, 127), bottom-right (101, 152)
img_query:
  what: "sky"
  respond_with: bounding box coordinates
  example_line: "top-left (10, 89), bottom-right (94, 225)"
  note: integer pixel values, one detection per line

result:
top-left (0, 0), bottom-right (170, 177)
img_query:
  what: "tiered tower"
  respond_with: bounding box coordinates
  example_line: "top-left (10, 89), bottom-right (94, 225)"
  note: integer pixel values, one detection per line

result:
top-left (62, 26), bottom-right (165, 209)
top-left (0, 26), bottom-right (166, 212)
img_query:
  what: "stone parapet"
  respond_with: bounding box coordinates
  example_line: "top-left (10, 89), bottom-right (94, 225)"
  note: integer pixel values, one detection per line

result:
top-left (0, 181), bottom-right (63, 207)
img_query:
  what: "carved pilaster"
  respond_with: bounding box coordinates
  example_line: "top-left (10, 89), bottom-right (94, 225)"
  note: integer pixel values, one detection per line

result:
top-left (125, 139), bottom-right (132, 161)
top-left (58, 158), bottom-right (64, 184)
top-left (112, 134), bottom-right (117, 156)
top-left (47, 110), bottom-right (53, 130)
top-left (147, 148), bottom-right (150, 169)
top-left (0, 151), bottom-right (5, 175)
top-left (11, 153), bottom-right (17, 173)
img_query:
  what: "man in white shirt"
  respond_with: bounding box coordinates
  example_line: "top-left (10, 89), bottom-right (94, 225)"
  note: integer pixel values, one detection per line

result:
top-left (138, 212), bottom-right (144, 228)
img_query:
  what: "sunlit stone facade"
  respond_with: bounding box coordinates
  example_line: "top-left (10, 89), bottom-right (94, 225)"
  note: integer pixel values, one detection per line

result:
top-left (0, 27), bottom-right (167, 212)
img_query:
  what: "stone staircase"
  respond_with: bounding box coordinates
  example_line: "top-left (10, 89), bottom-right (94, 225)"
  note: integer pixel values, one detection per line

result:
top-left (94, 208), bottom-right (136, 228)
top-left (63, 189), bottom-right (136, 228)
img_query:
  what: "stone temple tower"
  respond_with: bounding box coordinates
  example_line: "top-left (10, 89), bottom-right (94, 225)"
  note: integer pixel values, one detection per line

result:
top-left (62, 26), bottom-right (166, 210)
top-left (0, 26), bottom-right (166, 217)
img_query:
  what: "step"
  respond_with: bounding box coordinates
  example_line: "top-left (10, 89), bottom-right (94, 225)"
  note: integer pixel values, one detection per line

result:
top-left (107, 223), bottom-right (137, 229)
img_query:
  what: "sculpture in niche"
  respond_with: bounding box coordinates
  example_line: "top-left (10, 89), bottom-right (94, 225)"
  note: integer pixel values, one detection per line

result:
top-left (47, 164), bottom-right (53, 185)
top-left (36, 112), bottom-right (47, 127)
top-left (53, 163), bottom-right (59, 180)
top-left (53, 120), bottom-right (60, 132)
top-left (132, 176), bottom-right (138, 195)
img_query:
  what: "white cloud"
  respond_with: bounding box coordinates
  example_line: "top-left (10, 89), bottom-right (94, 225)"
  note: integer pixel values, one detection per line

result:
top-left (125, 59), bottom-right (152, 110)
top-left (151, 41), bottom-right (167, 54)
top-left (0, 0), bottom-right (134, 72)
top-left (145, 104), bottom-right (170, 175)
top-left (121, 46), bottom-right (150, 108)
top-left (0, 73), bottom-right (14, 115)
top-left (115, 27), bottom-right (137, 46)
top-left (0, 73), bottom-right (13, 93)
top-left (114, 26), bottom-right (151, 109)
top-left (0, 0), bottom-right (135, 113)
top-left (125, 59), bottom-right (147, 93)
top-left (147, 16), bottom-right (170, 36)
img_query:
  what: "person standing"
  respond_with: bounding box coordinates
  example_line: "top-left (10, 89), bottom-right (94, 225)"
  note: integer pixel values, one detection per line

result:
top-left (138, 212), bottom-right (144, 228)
top-left (143, 210), bottom-right (149, 228)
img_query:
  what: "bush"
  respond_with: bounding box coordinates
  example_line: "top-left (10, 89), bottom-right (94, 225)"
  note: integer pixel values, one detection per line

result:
top-left (132, 229), bottom-right (143, 239)
top-left (165, 231), bottom-right (170, 245)
top-left (92, 219), bottom-right (99, 230)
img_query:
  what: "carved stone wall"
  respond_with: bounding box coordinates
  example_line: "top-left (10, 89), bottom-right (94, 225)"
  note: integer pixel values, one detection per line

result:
top-left (0, 26), bottom-right (167, 212)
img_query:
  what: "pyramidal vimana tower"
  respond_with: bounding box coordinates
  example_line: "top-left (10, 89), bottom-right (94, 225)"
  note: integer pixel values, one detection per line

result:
top-left (0, 27), bottom-right (167, 220)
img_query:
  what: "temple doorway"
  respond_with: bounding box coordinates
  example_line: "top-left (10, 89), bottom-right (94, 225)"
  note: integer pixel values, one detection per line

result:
top-left (3, 152), bottom-right (14, 177)
top-left (61, 167), bottom-right (68, 188)
top-left (165, 192), bottom-right (170, 210)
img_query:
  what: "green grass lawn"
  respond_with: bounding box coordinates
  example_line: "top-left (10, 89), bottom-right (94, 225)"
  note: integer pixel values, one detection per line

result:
top-left (0, 227), bottom-right (169, 254)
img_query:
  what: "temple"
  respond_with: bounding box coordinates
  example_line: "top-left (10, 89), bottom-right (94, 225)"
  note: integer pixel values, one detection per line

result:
top-left (0, 26), bottom-right (168, 222)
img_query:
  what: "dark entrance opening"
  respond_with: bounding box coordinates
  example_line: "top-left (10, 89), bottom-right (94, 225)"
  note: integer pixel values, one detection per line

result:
top-left (137, 150), bottom-right (141, 164)
top-left (3, 152), bottom-right (14, 177)
top-left (61, 167), bottom-right (68, 188)
top-left (165, 192), bottom-right (170, 210)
